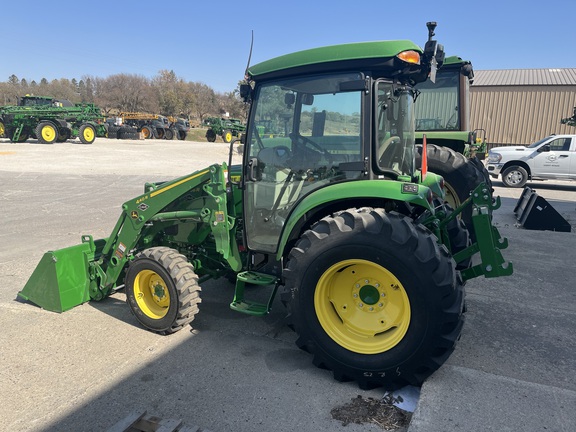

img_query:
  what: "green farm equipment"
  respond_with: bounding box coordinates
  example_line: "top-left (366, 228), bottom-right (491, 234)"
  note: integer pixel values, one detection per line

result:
top-left (561, 107), bottom-right (576, 127)
top-left (204, 117), bottom-right (246, 143)
top-left (0, 95), bottom-right (106, 144)
top-left (19, 23), bottom-right (512, 389)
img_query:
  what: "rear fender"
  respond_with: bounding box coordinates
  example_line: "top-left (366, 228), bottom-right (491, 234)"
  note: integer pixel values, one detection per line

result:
top-left (276, 180), bottom-right (433, 261)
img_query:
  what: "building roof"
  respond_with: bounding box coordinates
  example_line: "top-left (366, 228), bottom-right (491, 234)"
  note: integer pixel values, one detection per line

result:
top-left (472, 68), bottom-right (576, 86)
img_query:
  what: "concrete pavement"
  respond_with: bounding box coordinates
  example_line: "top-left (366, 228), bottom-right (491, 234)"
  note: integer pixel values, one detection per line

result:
top-left (1, 138), bottom-right (575, 431)
top-left (409, 181), bottom-right (576, 432)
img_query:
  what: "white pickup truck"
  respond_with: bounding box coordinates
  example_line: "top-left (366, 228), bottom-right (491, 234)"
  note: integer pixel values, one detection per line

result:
top-left (486, 134), bottom-right (576, 187)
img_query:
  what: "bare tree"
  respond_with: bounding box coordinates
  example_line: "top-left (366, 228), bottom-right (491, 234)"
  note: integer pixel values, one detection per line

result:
top-left (188, 82), bottom-right (217, 123)
top-left (153, 70), bottom-right (186, 116)
top-left (95, 73), bottom-right (157, 113)
top-left (216, 89), bottom-right (248, 121)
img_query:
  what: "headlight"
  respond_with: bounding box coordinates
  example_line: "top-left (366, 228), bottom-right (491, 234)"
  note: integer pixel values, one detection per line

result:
top-left (487, 152), bottom-right (502, 163)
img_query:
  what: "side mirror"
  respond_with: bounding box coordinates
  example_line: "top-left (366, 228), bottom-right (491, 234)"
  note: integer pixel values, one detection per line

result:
top-left (285, 93), bottom-right (295, 106)
top-left (302, 93), bottom-right (314, 105)
top-left (240, 84), bottom-right (252, 101)
top-left (538, 144), bottom-right (550, 152)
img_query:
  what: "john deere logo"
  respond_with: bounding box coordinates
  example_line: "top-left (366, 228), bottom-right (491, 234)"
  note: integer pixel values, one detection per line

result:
top-left (130, 211), bottom-right (138, 219)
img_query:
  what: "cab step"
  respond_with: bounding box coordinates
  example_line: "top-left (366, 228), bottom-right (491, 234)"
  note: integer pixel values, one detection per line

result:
top-left (230, 271), bottom-right (278, 316)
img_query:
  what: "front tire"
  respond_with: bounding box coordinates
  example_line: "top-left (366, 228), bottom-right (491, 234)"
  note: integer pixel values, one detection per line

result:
top-left (501, 165), bottom-right (528, 188)
top-left (283, 208), bottom-right (464, 388)
top-left (222, 130), bottom-right (233, 143)
top-left (36, 121), bottom-right (58, 144)
top-left (125, 247), bottom-right (201, 334)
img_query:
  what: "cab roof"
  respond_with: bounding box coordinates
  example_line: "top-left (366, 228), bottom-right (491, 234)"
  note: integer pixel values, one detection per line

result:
top-left (247, 40), bottom-right (423, 82)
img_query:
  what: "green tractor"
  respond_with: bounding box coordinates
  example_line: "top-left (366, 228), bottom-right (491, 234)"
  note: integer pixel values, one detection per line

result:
top-left (204, 116), bottom-right (247, 143)
top-left (19, 23), bottom-right (512, 389)
top-left (0, 96), bottom-right (106, 144)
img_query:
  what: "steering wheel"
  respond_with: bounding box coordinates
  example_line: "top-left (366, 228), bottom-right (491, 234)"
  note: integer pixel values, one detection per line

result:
top-left (289, 133), bottom-right (334, 165)
top-left (377, 135), bottom-right (400, 160)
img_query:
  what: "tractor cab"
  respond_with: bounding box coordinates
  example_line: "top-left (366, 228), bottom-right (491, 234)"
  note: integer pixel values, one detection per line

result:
top-left (242, 72), bottom-right (420, 253)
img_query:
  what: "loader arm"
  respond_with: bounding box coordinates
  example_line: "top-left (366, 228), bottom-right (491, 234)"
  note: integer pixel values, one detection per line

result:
top-left (18, 163), bottom-right (241, 312)
top-left (91, 163), bottom-right (241, 300)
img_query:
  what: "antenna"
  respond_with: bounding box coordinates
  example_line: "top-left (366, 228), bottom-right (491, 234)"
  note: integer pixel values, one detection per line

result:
top-left (244, 30), bottom-right (254, 77)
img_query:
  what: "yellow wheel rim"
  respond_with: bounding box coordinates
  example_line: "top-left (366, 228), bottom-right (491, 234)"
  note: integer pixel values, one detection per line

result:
top-left (133, 269), bottom-right (170, 319)
top-left (443, 182), bottom-right (460, 212)
top-left (224, 132), bottom-right (232, 142)
top-left (142, 128), bottom-right (150, 139)
top-left (41, 125), bottom-right (56, 142)
top-left (83, 127), bottom-right (95, 142)
top-left (315, 259), bottom-right (411, 354)
top-left (0, 122), bottom-right (5, 136)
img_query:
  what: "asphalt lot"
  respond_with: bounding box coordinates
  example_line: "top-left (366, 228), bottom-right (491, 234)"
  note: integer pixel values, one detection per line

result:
top-left (1, 137), bottom-right (575, 432)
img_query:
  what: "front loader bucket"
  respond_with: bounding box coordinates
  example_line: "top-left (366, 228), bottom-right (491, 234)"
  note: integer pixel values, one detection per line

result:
top-left (18, 236), bottom-right (105, 313)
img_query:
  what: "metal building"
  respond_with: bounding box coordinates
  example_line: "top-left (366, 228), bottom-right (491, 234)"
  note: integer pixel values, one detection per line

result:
top-left (470, 69), bottom-right (576, 148)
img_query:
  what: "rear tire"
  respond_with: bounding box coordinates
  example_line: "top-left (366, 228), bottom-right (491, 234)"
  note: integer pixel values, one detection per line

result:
top-left (416, 144), bottom-right (490, 241)
top-left (206, 129), bottom-right (216, 142)
top-left (165, 128), bottom-right (174, 140)
top-left (125, 247), bottom-right (201, 334)
top-left (177, 130), bottom-right (187, 140)
top-left (78, 124), bottom-right (96, 144)
top-left (282, 208), bottom-right (464, 388)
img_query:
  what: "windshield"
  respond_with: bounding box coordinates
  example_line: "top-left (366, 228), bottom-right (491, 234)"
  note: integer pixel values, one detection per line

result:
top-left (414, 69), bottom-right (460, 131)
top-left (244, 72), bottom-right (363, 253)
top-left (375, 82), bottom-right (415, 176)
top-left (527, 137), bottom-right (552, 149)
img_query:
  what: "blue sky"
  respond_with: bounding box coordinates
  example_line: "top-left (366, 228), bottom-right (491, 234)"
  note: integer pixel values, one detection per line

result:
top-left (1, 0), bottom-right (575, 93)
